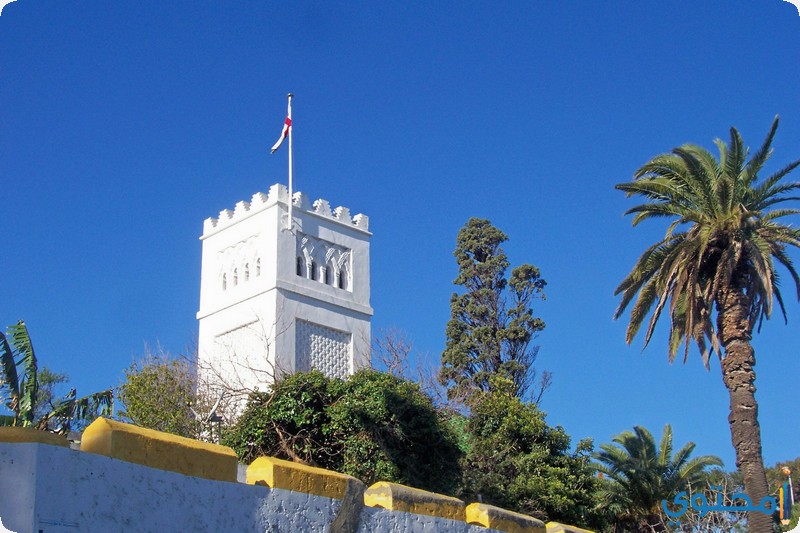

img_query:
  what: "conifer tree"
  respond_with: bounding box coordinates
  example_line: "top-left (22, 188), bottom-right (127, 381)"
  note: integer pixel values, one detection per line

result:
top-left (439, 218), bottom-right (548, 402)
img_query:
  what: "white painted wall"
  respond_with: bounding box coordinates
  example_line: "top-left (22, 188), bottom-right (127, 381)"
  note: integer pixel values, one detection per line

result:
top-left (0, 443), bottom-right (496, 533)
top-left (197, 184), bottom-right (372, 405)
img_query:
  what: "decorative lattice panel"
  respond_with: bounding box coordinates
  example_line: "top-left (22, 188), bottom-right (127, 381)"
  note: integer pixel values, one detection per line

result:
top-left (295, 320), bottom-right (351, 379)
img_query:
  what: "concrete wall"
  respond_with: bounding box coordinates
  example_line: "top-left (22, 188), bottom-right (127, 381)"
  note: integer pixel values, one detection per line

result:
top-left (0, 421), bottom-right (590, 533)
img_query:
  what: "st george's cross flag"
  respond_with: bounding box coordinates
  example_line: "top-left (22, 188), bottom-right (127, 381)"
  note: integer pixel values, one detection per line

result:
top-left (271, 116), bottom-right (291, 153)
top-left (271, 97), bottom-right (292, 153)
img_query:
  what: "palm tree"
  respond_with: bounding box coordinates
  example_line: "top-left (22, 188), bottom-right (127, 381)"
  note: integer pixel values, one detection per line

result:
top-left (594, 425), bottom-right (723, 531)
top-left (0, 320), bottom-right (113, 433)
top-left (614, 116), bottom-right (800, 532)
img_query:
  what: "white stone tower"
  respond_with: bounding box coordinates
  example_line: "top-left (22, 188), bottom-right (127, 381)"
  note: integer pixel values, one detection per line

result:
top-left (196, 183), bottom-right (372, 399)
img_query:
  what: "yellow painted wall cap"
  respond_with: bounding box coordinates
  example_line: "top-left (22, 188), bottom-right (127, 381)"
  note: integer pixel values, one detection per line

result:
top-left (364, 481), bottom-right (465, 522)
top-left (466, 503), bottom-right (545, 533)
top-left (80, 418), bottom-right (238, 482)
top-left (82, 418), bottom-right (234, 454)
top-left (246, 456), bottom-right (362, 500)
top-left (0, 426), bottom-right (69, 447)
top-left (546, 521), bottom-right (595, 533)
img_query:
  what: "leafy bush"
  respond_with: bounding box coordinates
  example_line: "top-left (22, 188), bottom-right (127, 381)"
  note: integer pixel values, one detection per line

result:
top-left (224, 369), bottom-right (462, 494)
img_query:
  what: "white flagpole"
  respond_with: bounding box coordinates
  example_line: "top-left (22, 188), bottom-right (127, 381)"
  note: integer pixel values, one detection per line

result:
top-left (287, 93), bottom-right (294, 231)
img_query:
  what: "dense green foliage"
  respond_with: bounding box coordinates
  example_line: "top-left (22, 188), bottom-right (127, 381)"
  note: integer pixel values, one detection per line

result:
top-left (439, 218), bottom-right (548, 402)
top-left (224, 369), bottom-right (602, 527)
top-left (224, 369), bottom-right (463, 494)
top-left (0, 320), bottom-right (113, 433)
top-left (459, 377), bottom-right (600, 527)
top-left (593, 425), bottom-right (722, 531)
top-left (615, 117), bottom-right (800, 531)
top-left (117, 355), bottom-right (201, 438)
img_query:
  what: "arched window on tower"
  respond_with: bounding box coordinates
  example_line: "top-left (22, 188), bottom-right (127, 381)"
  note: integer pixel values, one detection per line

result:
top-left (233, 268), bottom-right (238, 287)
top-left (337, 269), bottom-right (347, 290)
top-left (311, 261), bottom-right (318, 281)
top-left (324, 265), bottom-right (332, 285)
top-left (296, 257), bottom-right (303, 277)
top-left (222, 274), bottom-right (227, 291)
top-left (244, 263), bottom-right (250, 282)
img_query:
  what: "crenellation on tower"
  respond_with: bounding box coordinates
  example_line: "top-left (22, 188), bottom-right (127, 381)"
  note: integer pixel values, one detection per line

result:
top-left (201, 185), bottom-right (370, 239)
top-left (312, 198), bottom-right (332, 218)
top-left (333, 206), bottom-right (351, 224)
top-left (233, 200), bottom-right (250, 217)
top-left (292, 191), bottom-right (312, 210)
top-left (353, 213), bottom-right (369, 231)
top-left (268, 182), bottom-right (289, 203)
top-left (203, 217), bottom-right (218, 233)
top-left (251, 191), bottom-right (269, 206)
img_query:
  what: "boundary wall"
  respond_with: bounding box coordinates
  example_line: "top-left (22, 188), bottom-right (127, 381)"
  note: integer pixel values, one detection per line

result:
top-left (0, 419), bottom-right (592, 533)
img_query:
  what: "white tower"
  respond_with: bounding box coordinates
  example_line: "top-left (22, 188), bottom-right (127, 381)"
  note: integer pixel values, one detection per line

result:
top-left (196, 183), bottom-right (372, 400)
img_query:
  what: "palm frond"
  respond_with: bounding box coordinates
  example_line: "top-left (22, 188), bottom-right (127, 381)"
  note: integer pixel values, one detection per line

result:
top-left (749, 161), bottom-right (800, 208)
top-left (740, 116), bottom-right (779, 189)
top-left (657, 424), bottom-right (673, 467)
top-left (771, 283), bottom-right (788, 328)
top-left (8, 321), bottom-right (37, 425)
top-left (626, 203), bottom-right (696, 227)
top-left (771, 246), bottom-right (800, 300)
top-left (615, 235), bottom-right (685, 295)
top-left (40, 388), bottom-right (114, 434)
top-left (724, 126), bottom-right (747, 184)
top-left (0, 327), bottom-right (20, 413)
top-left (760, 208), bottom-right (800, 222)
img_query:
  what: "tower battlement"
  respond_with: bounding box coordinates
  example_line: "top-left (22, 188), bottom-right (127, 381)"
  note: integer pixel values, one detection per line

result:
top-left (202, 184), bottom-right (370, 236)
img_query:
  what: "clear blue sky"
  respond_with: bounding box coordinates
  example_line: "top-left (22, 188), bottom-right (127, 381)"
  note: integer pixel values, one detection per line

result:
top-left (2, 1), bottom-right (798, 469)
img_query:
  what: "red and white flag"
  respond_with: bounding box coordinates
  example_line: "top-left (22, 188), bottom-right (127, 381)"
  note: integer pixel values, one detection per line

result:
top-left (271, 93), bottom-right (292, 154)
top-left (271, 115), bottom-right (291, 153)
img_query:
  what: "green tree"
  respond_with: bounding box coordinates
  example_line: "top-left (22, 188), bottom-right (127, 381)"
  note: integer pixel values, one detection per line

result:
top-left (224, 369), bottom-right (463, 494)
top-left (0, 320), bottom-right (113, 433)
top-left (594, 425), bottom-right (722, 531)
top-left (615, 117), bottom-right (800, 532)
top-left (460, 377), bottom-right (600, 528)
top-left (439, 218), bottom-right (549, 403)
top-left (765, 458), bottom-right (799, 531)
top-left (117, 353), bottom-right (203, 438)
top-left (33, 367), bottom-right (70, 423)
top-left (765, 457), bottom-right (799, 504)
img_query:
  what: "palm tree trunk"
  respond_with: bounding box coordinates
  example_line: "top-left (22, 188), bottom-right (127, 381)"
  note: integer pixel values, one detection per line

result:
top-left (717, 286), bottom-right (772, 533)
